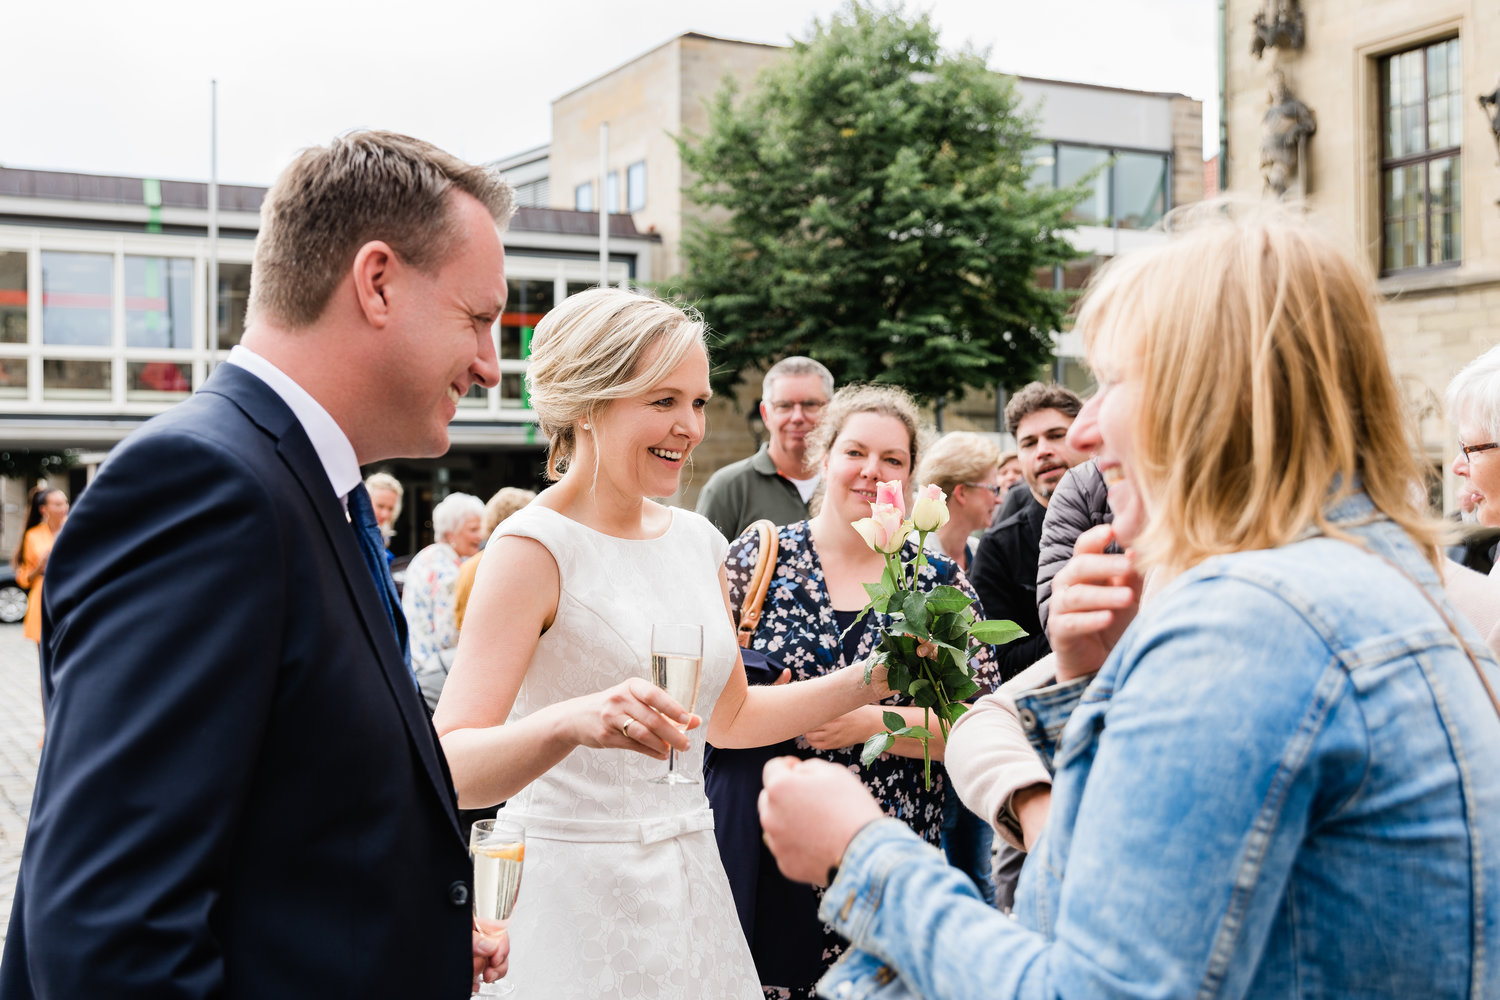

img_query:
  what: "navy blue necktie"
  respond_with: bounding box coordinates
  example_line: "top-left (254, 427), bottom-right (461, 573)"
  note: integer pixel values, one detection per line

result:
top-left (348, 483), bottom-right (411, 672)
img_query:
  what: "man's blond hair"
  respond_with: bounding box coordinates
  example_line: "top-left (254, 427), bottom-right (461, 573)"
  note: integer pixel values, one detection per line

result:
top-left (249, 130), bottom-right (516, 329)
top-left (1076, 201), bottom-right (1441, 574)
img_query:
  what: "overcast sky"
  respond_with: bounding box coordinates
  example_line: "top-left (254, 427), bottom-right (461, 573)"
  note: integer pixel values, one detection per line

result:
top-left (8, 0), bottom-right (1218, 186)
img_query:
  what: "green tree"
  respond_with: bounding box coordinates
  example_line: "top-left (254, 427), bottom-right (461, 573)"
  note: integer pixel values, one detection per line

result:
top-left (0, 449), bottom-right (76, 487)
top-left (673, 3), bottom-right (1083, 405)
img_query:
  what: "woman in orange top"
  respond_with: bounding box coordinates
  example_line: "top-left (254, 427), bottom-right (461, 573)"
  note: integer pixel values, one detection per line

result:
top-left (13, 486), bottom-right (69, 644)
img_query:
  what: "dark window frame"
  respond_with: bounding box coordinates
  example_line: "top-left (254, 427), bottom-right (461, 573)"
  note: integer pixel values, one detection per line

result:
top-left (1378, 37), bottom-right (1462, 275)
top-left (1026, 140), bottom-right (1173, 231)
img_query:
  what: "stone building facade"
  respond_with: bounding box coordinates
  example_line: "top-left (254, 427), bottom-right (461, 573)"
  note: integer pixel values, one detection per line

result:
top-left (547, 33), bottom-right (786, 283)
top-left (1223, 0), bottom-right (1500, 499)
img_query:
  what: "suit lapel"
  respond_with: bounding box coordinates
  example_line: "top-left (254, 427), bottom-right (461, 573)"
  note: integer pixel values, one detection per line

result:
top-left (200, 365), bottom-right (462, 839)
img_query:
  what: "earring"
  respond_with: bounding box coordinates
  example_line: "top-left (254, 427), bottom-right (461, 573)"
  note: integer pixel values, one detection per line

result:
top-left (582, 422), bottom-right (591, 431)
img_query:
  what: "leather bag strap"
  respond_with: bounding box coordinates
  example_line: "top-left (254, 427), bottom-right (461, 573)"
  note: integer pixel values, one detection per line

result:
top-left (737, 519), bottom-right (778, 649)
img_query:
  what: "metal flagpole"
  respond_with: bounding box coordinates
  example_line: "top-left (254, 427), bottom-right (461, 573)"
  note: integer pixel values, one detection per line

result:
top-left (208, 80), bottom-right (220, 362)
top-left (599, 121), bottom-right (609, 287)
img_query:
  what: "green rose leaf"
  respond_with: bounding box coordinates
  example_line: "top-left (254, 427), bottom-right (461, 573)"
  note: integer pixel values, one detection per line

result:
top-left (909, 677), bottom-right (939, 708)
top-left (935, 644), bottom-right (967, 672)
top-left (882, 709), bottom-right (907, 731)
top-left (903, 726), bottom-right (934, 740)
top-left (949, 679), bottom-right (981, 702)
top-left (901, 591), bottom-right (930, 638)
top-left (886, 660), bottom-right (913, 693)
top-left (942, 702), bottom-right (970, 724)
top-left (924, 586), bottom-right (974, 615)
top-left (861, 732), bottom-right (895, 767)
top-left (970, 619), bottom-right (1028, 645)
top-left (936, 658), bottom-right (970, 684)
top-left (932, 612), bottom-right (966, 643)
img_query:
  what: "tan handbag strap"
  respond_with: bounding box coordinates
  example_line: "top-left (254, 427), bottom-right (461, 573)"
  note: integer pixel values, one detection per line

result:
top-left (737, 519), bottom-right (778, 649)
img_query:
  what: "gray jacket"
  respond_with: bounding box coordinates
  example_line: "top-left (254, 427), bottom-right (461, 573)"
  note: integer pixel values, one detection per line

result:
top-left (1036, 459), bottom-right (1114, 630)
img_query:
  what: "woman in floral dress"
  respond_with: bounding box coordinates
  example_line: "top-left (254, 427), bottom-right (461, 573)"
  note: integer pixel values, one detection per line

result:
top-left (721, 385), bottom-right (1001, 999)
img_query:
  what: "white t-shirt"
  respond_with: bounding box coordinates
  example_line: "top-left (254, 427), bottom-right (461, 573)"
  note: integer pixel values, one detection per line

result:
top-left (786, 473), bottom-right (820, 503)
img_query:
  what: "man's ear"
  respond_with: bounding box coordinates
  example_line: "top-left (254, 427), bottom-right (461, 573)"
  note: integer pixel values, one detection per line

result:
top-left (351, 241), bottom-right (396, 328)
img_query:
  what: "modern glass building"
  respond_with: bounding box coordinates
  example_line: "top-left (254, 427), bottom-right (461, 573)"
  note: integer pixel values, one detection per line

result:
top-left (0, 165), bottom-right (658, 556)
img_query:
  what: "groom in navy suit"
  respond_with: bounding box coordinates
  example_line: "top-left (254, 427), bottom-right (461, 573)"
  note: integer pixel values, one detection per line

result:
top-left (2, 131), bottom-right (512, 998)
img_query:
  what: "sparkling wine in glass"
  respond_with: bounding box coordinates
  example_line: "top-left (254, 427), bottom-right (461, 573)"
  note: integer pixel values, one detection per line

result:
top-left (650, 623), bottom-right (703, 785)
top-left (471, 816), bottom-right (525, 996)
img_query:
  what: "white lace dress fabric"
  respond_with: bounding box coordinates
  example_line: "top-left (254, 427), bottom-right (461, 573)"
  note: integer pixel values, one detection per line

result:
top-left (492, 504), bottom-right (760, 999)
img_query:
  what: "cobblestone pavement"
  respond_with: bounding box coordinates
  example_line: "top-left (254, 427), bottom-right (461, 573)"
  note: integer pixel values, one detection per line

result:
top-left (0, 623), bottom-right (42, 949)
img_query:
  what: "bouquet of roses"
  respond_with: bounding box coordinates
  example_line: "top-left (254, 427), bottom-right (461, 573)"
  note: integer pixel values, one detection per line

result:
top-left (849, 480), bottom-right (1025, 788)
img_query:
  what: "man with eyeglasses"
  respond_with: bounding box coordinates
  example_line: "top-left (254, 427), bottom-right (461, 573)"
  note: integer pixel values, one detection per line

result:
top-left (697, 356), bottom-right (834, 541)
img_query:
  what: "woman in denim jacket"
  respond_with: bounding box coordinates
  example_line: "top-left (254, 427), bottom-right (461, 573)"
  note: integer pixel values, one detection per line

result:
top-left (758, 204), bottom-right (1500, 999)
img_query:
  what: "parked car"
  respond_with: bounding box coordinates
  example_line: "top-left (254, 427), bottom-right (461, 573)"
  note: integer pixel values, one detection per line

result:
top-left (0, 566), bottom-right (27, 624)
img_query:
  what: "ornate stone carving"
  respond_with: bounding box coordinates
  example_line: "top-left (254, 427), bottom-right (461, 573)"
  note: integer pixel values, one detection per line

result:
top-left (1480, 76), bottom-right (1500, 160)
top-left (1251, 0), bottom-right (1305, 59)
top-left (1260, 71), bottom-right (1316, 198)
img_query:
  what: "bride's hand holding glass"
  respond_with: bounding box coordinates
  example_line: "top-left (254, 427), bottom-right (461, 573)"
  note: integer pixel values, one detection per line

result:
top-left (567, 677), bottom-right (699, 760)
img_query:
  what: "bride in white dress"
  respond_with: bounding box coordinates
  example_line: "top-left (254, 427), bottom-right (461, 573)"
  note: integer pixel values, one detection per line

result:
top-left (433, 288), bottom-right (888, 998)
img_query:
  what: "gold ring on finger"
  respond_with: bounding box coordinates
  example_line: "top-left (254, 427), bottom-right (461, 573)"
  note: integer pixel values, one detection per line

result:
top-left (621, 718), bottom-right (633, 738)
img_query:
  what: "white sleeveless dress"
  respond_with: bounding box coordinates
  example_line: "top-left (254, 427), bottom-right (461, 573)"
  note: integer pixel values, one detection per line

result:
top-left (492, 504), bottom-right (761, 999)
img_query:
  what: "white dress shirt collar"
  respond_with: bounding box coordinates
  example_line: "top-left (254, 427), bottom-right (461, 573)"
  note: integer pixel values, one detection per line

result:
top-left (225, 345), bottom-right (362, 503)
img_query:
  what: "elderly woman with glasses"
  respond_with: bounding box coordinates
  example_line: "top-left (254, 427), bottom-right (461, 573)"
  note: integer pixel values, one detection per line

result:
top-left (1448, 346), bottom-right (1500, 533)
top-left (912, 431), bottom-right (1003, 577)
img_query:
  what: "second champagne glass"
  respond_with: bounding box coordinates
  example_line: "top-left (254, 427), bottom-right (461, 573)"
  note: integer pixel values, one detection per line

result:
top-left (650, 623), bottom-right (703, 785)
top-left (471, 816), bottom-right (526, 997)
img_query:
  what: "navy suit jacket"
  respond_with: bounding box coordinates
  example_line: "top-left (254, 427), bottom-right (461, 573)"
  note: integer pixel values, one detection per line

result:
top-left (1, 364), bottom-right (474, 999)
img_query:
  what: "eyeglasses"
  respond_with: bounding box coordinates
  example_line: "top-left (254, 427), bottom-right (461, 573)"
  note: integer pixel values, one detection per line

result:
top-left (962, 483), bottom-right (1004, 498)
top-left (768, 399), bottom-right (827, 416)
top-left (1461, 441), bottom-right (1500, 463)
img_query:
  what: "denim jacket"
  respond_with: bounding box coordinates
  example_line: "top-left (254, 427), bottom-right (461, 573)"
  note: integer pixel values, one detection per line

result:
top-left (817, 493), bottom-right (1500, 999)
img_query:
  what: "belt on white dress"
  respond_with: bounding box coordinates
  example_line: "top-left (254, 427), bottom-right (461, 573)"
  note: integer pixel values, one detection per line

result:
top-left (495, 807), bottom-right (717, 845)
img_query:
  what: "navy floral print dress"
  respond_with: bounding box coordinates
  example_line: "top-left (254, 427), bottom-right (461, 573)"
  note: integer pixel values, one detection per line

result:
top-left (721, 520), bottom-right (1001, 999)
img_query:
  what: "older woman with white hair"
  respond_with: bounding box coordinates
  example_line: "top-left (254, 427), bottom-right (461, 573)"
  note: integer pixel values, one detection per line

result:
top-left (402, 491), bottom-right (485, 695)
top-left (1447, 346), bottom-right (1500, 534)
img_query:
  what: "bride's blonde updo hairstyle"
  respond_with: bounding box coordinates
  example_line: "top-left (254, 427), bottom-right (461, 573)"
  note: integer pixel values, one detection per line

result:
top-left (526, 287), bottom-right (707, 480)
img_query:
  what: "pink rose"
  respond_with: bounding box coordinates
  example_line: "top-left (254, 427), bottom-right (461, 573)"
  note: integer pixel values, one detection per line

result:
top-left (875, 480), bottom-right (905, 517)
top-left (852, 502), bottom-right (913, 554)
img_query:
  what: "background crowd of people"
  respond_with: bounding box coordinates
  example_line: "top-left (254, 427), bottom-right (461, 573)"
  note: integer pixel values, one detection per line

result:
top-left (6, 129), bottom-right (1500, 1000)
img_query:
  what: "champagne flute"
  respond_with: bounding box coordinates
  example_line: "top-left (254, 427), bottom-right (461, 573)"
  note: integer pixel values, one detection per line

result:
top-left (470, 816), bottom-right (525, 996)
top-left (650, 623), bottom-right (703, 785)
